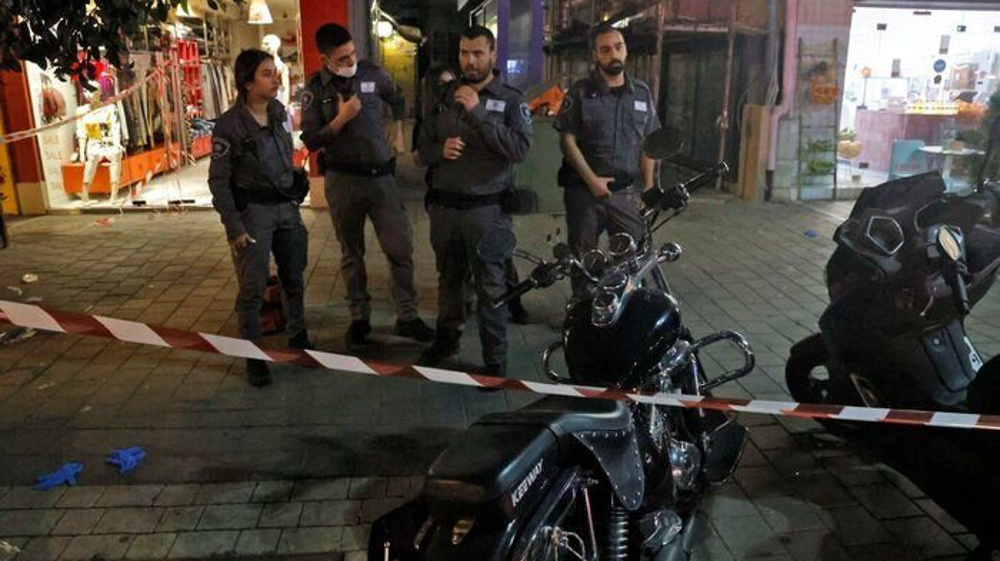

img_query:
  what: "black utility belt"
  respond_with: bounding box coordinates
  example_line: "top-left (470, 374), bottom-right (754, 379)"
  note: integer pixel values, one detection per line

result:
top-left (329, 158), bottom-right (396, 177)
top-left (426, 189), bottom-right (504, 210)
top-left (236, 186), bottom-right (295, 206)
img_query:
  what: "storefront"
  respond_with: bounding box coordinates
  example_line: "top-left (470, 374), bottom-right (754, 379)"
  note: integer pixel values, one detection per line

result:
top-left (8, 0), bottom-right (309, 213)
top-left (839, 4), bottom-right (1000, 192)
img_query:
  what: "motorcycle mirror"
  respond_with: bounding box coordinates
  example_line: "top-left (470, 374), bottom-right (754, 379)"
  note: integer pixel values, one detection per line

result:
top-left (553, 243), bottom-right (573, 261)
top-left (642, 127), bottom-right (685, 160)
top-left (937, 226), bottom-right (964, 262)
top-left (476, 229), bottom-right (517, 262)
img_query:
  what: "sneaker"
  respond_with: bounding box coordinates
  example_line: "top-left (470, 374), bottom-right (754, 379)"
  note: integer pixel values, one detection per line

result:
top-left (347, 320), bottom-right (372, 346)
top-left (419, 329), bottom-right (461, 367)
top-left (288, 331), bottom-right (314, 350)
top-left (395, 318), bottom-right (436, 343)
top-left (246, 359), bottom-right (272, 387)
top-left (508, 298), bottom-right (529, 325)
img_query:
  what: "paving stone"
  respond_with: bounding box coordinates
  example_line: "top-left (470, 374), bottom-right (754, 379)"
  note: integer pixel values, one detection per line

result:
top-left (780, 528), bottom-right (850, 561)
top-left (233, 529), bottom-right (281, 555)
top-left (0, 487), bottom-right (65, 509)
top-left (193, 482), bottom-right (254, 504)
top-left (915, 498), bottom-right (966, 534)
top-left (754, 495), bottom-right (826, 534)
top-left (348, 477), bottom-right (389, 499)
top-left (0, 510), bottom-right (63, 537)
top-left (156, 506), bottom-right (204, 532)
top-left (94, 485), bottom-right (163, 507)
top-left (710, 515), bottom-right (787, 559)
top-left (883, 517), bottom-right (966, 559)
top-left (167, 531), bottom-right (238, 559)
top-left (126, 533), bottom-right (176, 560)
top-left (300, 501), bottom-right (361, 527)
top-left (51, 509), bottom-right (104, 536)
top-left (277, 527), bottom-right (344, 555)
top-left (13, 537), bottom-right (72, 561)
top-left (344, 551), bottom-right (367, 561)
top-left (292, 479), bottom-right (350, 501)
top-left (250, 481), bottom-right (294, 503)
top-left (848, 483), bottom-right (922, 520)
top-left (59, 534), bottom-right (133, 560)
top-left (259, 502), bottom-right (304, 528)
top-left (152, 485), bottom-right (199, 507)
top-left (341, 525), bottom-right (371, 551)
top-left (823, 506), bottom-right (894, 547)
top-left (360, 498), bottom-right (406, 524)
top-left (196, 504), bottom-right (262, 530)
top-left (92, 507), bottom-right (164, 534)
top-left (55, 487), bottom-right (105, 509)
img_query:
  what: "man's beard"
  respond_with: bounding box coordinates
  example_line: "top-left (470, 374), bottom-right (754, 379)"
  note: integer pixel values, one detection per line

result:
top-left (600, 60), bottom-right (625, 76)
top-left (463, 64), bottom-right (492, 84)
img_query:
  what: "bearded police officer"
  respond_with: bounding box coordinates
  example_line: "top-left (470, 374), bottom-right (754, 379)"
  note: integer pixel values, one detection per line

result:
top-left (416, 25), bottom-right (533, 377)
top-left (556, 24), bottom-right (660, 297)
top-left (301, 23), bottom-right (434, 347)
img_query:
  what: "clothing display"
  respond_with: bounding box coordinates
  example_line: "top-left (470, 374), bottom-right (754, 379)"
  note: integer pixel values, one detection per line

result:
top-left (201, 62), bottom-right (234, 120)
top-left (75, 103), bottom-right (125, 202)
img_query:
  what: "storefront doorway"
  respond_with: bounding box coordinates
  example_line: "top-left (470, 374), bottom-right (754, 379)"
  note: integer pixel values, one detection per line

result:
top-left (839, 4), bottom-right (1000, 193)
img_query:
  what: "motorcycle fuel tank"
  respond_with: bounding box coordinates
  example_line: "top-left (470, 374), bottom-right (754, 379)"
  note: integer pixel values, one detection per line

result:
top-left (564, 287), bottom-right (682, 389)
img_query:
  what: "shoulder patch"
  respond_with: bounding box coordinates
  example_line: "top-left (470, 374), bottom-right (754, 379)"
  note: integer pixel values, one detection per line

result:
top-left (558, 94), bottom-right (575, 114)
top-left (212, 138), bottom-right (231, 161)
top-left (301, 90), bottom-right (315, 111)
top-left (520, 103), bottom-right (532, 124)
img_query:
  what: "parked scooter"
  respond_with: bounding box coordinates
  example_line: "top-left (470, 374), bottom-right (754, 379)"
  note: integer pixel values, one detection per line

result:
top-left (369, 131), bottom-right (754, 561)
top-left (785, 118), bottom-right (1000, 559)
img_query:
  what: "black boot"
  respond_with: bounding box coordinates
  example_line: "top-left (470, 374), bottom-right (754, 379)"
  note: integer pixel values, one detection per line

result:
top-left (289, 331), bottom-right (314, 350)
top-left (478, 362), bottom-right (506, 392)
top-left (347, 320), bottom-right (372, 346)
top-left (246, 359), bottom-right (272, 387)
top-left (508, 297), bottom-right (529, 325)
top-left (419, 328), bottom-right (461, 367)
top-left (395, 318), bottom-right (436, 343)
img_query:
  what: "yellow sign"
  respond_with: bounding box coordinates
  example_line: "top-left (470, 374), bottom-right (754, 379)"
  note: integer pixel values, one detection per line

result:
top-left (0, 111), bottom-right (18, 215)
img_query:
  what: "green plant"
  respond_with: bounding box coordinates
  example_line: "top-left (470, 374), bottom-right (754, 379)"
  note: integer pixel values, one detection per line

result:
top-left (806, 159), bottom-right (836, 176)
top-left (806, 139), bottom-right (836, 154)
top-left (0, 0), bottom-right (239, 81)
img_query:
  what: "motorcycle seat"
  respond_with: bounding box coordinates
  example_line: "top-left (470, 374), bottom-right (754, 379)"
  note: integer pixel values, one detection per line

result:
top-left (423, 397), bottom-right (634, 509)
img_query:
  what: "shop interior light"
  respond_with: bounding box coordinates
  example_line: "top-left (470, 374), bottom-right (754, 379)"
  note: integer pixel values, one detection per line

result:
top-left (376, 20), bottom-right (394, 39)
top-left (248, 0), bottom-right (273, 25)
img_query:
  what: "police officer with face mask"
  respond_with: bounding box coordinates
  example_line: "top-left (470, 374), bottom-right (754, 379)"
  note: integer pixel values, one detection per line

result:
top-left (556, 24), bottom-right (660, 298)
top-left (300, 23), bottom-right (434, 347)
top-left (416, 25), bottom-right (533, 378)
top-left (209, 49), bottom-right (312, 387)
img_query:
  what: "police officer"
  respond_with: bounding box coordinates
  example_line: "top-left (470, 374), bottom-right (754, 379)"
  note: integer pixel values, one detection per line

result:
top-left (300, 23), bottom-right (434, 347)
top-left (209, 49), bottom-right (312, 387)
top-left (416, 25), bottom-right (533, 377)
top-left (555, 24), bottom-right (660, 297)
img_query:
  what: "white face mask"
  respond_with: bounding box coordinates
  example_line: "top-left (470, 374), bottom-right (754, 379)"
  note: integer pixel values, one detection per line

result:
top-left (334, 63), bottom-right (358, 78)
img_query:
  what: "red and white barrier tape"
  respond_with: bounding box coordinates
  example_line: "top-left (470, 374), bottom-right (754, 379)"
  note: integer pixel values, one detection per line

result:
top-left (2, 299), bottom-right (999, 432)
top-left (0, 66), bottom-right (170, 146)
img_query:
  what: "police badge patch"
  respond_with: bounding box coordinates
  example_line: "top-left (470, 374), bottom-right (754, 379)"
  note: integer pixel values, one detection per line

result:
top-left (212, 138), bottom-right (231, 160)
top-left (520, 103), bottom-right (532, 124)
top-left (301, 90), bottom-right (314, 111)
top-left (559, 95), bottom-right (574, 114)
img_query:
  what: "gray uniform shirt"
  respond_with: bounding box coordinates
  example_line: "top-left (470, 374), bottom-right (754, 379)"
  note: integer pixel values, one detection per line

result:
top-left (417, 71), bottom-right (533, 196)
top-left (300, 61), bottom-right (405, 166)
top-left (208, 100), bottom-right (295, 240)
top-left (554, 73), bottom-right (660, 185)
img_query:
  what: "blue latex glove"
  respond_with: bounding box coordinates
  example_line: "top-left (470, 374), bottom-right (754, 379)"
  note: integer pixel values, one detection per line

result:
top-left (804, 229), bottom-right (819, 238)
top-left (34, 463), bottom-right (84, 491)
top-left (105, 446), bottom-right (146, 475)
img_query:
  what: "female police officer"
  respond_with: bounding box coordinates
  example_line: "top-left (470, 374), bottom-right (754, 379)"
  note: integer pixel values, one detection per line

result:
top-left (209, 49), bottom-right (312, 387)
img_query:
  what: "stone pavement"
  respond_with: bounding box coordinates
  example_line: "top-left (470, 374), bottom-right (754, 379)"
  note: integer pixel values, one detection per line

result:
top-left (1, 188), bottom-right (998, 560)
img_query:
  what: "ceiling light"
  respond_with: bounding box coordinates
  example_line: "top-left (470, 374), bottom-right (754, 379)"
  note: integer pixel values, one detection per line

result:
top-left (248, 0), bottom-right (273, 25)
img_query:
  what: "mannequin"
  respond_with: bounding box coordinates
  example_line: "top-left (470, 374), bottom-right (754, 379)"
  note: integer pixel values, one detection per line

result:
top-left (75, 90), bottom-right (125, 204)
top-left (262, 34), bottom-right (290, 106)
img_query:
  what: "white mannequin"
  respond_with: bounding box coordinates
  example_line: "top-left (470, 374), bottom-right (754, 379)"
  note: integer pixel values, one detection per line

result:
top-left (75, 91), bottom-right (125, 204)
top-left (262, 34), bottom-right (290, 106)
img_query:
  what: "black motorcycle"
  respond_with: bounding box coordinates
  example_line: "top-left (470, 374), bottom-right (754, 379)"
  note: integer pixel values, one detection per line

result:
top-left (785, 118), bottom-right (1000, 559)
top-left (369, 139), bottom-right (754, 561)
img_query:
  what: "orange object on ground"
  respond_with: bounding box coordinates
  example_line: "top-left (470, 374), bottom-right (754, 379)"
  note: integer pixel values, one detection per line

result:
top-left (528, 85), bottom-right (566, 117)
